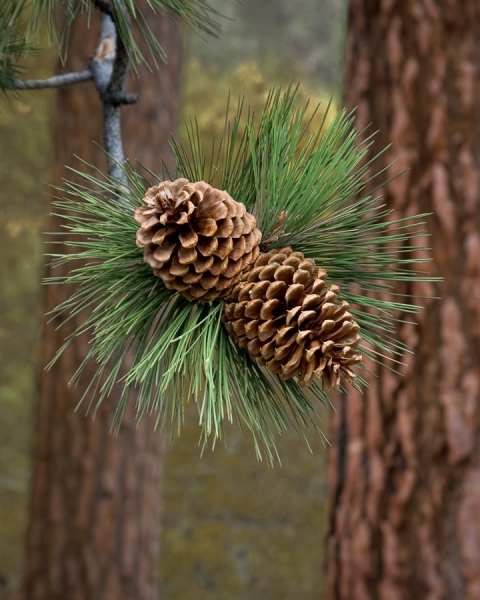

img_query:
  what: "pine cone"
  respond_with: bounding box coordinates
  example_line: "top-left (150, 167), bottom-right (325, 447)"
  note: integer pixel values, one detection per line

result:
top-left (135, 178), bottom-right (262, 301)
top-left (222, 247), bottom-right (362, 389)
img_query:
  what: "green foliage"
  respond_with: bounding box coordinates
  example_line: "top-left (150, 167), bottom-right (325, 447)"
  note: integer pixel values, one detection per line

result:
top-left (0, 0), bottom-right (220, 90)
top-left (0, 0), bottom-right (34, 90)
top-left (172, 86), bottom-right (438, 372)
top-left (29, 0), bottom-right (220, 69)
top-left (179, 59), bottom-right (337, 178)
top-left (50, 87), bottom-right (437, 461)
top-left (50, 157), bottom-right (328, 463)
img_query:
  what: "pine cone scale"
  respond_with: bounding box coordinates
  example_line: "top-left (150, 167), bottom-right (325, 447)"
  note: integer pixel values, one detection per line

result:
top-left (179, 229), bottom-right (198, 248)
top-left (216, 218), bottom-right (234, 237)
top-left (153, 241), bottom-right (175, 262)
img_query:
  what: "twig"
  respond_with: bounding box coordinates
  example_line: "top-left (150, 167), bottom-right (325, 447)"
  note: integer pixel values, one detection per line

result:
top-left (12, 70), bottom-right (93, 90)
top-left (14, 0), bottom-right (135, 195)
top-left (90, 0), bottom-right (137, 191)
top-left (90, 15), bottom-right (116, 96)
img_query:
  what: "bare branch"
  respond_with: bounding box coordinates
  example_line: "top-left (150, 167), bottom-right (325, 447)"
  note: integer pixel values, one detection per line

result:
top-left (106, 91), bottom-right (138, 105)
top-left (89, 0), bottom-right (136, 189)
top-left (90, 12), bottom-right (131, 188)
top-left (90, 16), bottom-right (116, 95)
top-left (12, 70), bottom-right (93, 90)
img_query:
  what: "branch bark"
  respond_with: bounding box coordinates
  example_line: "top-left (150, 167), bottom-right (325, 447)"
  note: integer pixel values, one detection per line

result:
top-left (12, 70), bottom-right (93, 89)
top-left (90, 9), bottom-right (131, 183)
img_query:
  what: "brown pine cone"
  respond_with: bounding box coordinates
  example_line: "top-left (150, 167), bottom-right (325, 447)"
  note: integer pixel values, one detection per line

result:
top-left (135, 178), bottom-right (262, 301)
top-left (222, 247), bottom-right (362, 389)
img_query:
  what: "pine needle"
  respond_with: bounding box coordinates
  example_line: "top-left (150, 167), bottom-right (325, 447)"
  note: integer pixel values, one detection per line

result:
top-left (28, 0), bottom-right (221, 70)
top-left (49, 87), bottom-right (438, 462)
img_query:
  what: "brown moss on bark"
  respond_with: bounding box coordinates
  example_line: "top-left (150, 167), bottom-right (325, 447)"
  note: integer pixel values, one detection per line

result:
top-left (326, 2), bottom-right (480, 599)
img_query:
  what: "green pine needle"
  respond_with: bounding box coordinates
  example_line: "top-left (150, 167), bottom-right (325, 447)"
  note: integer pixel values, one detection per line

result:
top-left (49, 87), bottom-right (438, 462)
top-left (28, 0), bottom-right (221, 70)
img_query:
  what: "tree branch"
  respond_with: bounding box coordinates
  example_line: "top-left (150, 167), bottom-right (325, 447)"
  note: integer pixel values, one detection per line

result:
top-left (90, 15), bottom-right (116, 96)
top-left (90, 14), bottom-right (125, 185)
top-left (90, 0), bottom-right (136, 194)
top-left (12, 70), bottom-right (93, 90)
top-left (11, 0), bottom-right (137, 194)
top-left (9, 0), bottom-right (132, 191)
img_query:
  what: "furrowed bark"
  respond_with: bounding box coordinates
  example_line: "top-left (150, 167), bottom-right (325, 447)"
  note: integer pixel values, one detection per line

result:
top-left (326, 2), bottom-right (480, 600)
top-left (21, 5), bottom-right (183, 600)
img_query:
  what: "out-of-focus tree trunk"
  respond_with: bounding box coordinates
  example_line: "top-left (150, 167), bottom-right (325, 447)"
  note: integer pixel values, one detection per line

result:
top-left (326, 2), bottom-right (480, 599)
top-left (21, 6), bottom-right (182, 600)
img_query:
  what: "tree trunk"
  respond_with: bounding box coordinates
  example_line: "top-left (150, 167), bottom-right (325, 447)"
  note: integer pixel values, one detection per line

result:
top-left (21, 6), bottom-right (182, 600)
top-left (326, 2), bottom-right (480, 599)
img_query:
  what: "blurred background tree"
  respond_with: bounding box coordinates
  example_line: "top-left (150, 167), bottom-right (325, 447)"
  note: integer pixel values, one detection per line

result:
top-left (0, 1), bottom-right (347, 599)
top-left (0, 47), bottom-right (55, 599)
top-left (19, 4), bottom-right (184, 600)
top-left (326, 2), bottom-right (480, 599)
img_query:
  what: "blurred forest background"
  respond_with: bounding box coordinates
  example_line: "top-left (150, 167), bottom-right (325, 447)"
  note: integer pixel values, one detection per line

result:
top-left (0, 1), bottom-right (347, 598)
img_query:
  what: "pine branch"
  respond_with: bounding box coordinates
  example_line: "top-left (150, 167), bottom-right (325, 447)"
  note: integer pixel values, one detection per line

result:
top-left (106, 0), bottom-right (220, 70)
top-left (12, 70), bottom-right (93, 89)
top-left (47, 88), bottom-right (439, 461)
top-left (25, 0), bottom-right (220, 70)
top-left (4, 0), bottom-right (220, 91)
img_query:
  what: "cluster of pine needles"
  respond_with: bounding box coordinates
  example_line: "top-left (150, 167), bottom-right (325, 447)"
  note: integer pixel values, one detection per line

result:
top-left (0, 0), bottom-right (220, 90)
top-left (48, 87), bottom-right (435, 462)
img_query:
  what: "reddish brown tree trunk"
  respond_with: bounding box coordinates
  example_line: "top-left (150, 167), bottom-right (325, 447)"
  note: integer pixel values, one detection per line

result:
top-left (21, 7), bottom-right (182, 600)
top-left (326, 2), bottom-right (480, 599)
